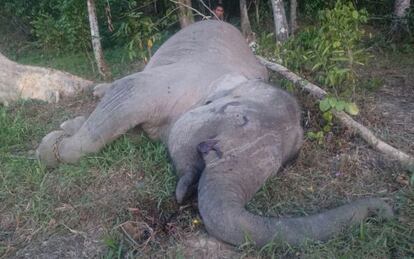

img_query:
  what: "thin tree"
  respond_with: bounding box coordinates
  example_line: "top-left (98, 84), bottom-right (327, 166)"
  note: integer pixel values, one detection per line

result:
top-left (253, 0), bottom-right (260, 24)
top-left (391, 0), bottom-right (411, 39)
top-left (290, 0), bottom-right (298, 35)
top-left (87, 0), bottom-right (111, 80)
top-left (177, 0), bottom-right (194, 28)
top-left (240, 0), bottom-right (255, 43)
top-left (270, 0), bottom-right (289, 43)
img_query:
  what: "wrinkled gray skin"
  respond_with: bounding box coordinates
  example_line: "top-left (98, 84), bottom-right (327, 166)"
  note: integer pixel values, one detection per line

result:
top-left (37, 20), bottom-right (393, 247)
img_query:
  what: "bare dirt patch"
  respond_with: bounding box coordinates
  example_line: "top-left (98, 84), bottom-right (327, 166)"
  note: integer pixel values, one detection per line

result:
top-left (358, 51), bottom-right (414, 155)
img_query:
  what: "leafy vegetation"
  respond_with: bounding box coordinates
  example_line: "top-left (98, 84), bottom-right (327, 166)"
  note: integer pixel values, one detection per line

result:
top-left (0, 0), bottom-right (178, 59)
top-left (1, 0), bottom-right (414, 258)
top-left (113, 1), bottom-right (178, 61)
top-left (258, 2), bottom-right (369, 97)
top-left (307, 97), bottom-right (359, 143)
top-left (2, 92), bottom-right (413, 257)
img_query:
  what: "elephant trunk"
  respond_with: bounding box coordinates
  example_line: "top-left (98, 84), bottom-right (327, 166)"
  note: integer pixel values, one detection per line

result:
top-left (198, 164), bottom-right (393, 247)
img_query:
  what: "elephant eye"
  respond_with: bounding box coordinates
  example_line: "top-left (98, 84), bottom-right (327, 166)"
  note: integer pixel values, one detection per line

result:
top-left (205, 100), bottom-right (212, 105)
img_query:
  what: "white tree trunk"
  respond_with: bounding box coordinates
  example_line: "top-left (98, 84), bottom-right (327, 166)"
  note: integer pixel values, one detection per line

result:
top-left (87, 0), bottom-right (111, 81)
top-left (290, 0), bottom-right (298, 35)
top-left (392, 0), bottom-right (411, 37)
top-left (240, 0), bottom-right (255, 43)
top-left (0, 53), bottom-right (93, 105)
top-left (177, 0), bottom-right (194, 28)
top-left (394, 0), bottom-right (411, 18)
top-left (270, 0), bottom-right (289, 43)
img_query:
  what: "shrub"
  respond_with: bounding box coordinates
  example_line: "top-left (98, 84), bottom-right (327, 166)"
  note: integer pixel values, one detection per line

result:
top-left (30, 0), bottom-right (90, 52)
top-left (1, 0), bottom-right (178, 55)
top-left (271, 2), bottom-right (369, 97)
top-left (113, 0), bottom-right (178, 61)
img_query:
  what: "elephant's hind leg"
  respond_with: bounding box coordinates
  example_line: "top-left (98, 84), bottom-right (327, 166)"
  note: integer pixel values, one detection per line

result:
top-left (37, 74), bottom-right (160, 167)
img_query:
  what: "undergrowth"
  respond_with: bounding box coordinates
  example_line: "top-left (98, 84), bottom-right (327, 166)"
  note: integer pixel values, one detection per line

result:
top-left (257, 2), bottom-right (370, 98)
top-left (1, 89), bottom-right (413, 258)
top-left (0, 104), bottom-right (178, 257)
top-left (1, 2), bottom-right (414, 256)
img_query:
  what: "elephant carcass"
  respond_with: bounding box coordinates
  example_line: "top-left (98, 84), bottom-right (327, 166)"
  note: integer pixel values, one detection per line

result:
top-left (37, 20), bottom-right (393, 247)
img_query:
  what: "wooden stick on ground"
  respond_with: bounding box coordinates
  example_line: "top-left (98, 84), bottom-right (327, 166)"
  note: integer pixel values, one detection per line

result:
top-left (257, 56), bottom-right (414, 171)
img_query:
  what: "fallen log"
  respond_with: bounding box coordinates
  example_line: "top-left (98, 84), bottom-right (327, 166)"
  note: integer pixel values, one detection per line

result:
top-left (257, 56), bottom-right (414, 172)
top-left (0, 53), bottom-right (93, 105)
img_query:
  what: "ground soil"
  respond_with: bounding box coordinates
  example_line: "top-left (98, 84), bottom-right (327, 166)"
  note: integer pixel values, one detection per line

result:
top-left (3, 49), bottom-right (414, 258)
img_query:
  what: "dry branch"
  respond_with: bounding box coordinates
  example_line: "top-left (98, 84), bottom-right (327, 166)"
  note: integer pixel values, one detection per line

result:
top-left (257, 56), bottom-right (414, 171)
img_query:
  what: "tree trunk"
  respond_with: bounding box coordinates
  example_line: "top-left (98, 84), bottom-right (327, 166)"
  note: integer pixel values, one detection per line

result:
top-left (270, 0), bottom-right (289, 43)
top-left (240, 0), bottom-right (255, 43)
top-left (254, 0), bottom-right (260, 24)
top-left (392, 0), bottom-right (411, 39)
top-left (177, 0), bottom-right (194, 28)
top-left (87, 0), bottom-right (111, 81)
top-left (0, 53), bottom-right (93, 105)
top-left (290, 0), bottom-right (298, 35)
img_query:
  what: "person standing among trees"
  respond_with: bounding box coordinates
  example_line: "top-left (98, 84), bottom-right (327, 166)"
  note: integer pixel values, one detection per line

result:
top-left (212, 4), bottom-right (225, 20)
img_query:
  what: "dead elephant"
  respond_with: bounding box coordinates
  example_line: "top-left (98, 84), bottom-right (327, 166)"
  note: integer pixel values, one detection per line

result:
top-left (37, 20), bottom-right (393, 247)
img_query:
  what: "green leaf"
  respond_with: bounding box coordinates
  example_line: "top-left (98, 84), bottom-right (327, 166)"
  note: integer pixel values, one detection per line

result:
top-left (352, 10), bottom-right (359, 19)
top-left (345, 102), bottom-right (359, 115)
top-left (306, 131), bottom-right (316, 140)
top-left (312, 63), bottom-right (323, 71)
top-left (316, 131), bottom-right (324, 143)
top-left (299, 79), bottom-right (309, 86)
top-left (328, 97), bottom-right (338, 107)
top-left (323, 125), bottom-right (332, 133)
top-left (319, 99), bottom-right (331, 112)
top-left (323, 111), bottom-right (333, 122)
top-left (335, 100), bottom-right (346, 111)
top-left (335, 68), bottom-right (351, 74)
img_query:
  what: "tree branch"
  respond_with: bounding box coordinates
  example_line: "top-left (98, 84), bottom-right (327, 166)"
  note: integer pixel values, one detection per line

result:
top-left (257, 56), bottom-right (414, 171)
top-left (170, 0), bottom-right (203, 24)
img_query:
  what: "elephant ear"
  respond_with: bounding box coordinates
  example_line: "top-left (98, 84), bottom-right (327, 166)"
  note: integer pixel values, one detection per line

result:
top-left (205, 73), bottom-right (247, 101)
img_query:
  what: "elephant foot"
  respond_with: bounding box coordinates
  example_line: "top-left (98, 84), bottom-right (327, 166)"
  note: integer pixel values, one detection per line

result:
top-left (176, 171), bottom-right (202, 204)
top-left (93, 83), bottom-right (112, 98)
top-left (60, 116), bottom-right (86, 135)
top-left (36, 116), bottom-right (85, 168)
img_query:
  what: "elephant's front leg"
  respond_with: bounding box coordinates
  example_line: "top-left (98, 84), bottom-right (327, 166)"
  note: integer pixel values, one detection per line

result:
top-left (170, 141), bottom-right (225, 204)
top-left (168, 106), bottom-right (225, 203)
top-left (37, 74), bottom-right (163, 167)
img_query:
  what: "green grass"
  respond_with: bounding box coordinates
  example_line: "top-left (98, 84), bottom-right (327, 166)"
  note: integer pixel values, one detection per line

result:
top-left (0, 103), bottom-right (177, 257)
top-left (0, 104), bottom-right (53, 243)
top-left (1, 26), bottom-right (414, 258)
top-left (1, 89), bottom-right (414, 258)
top-left (13, 47), bottom-right (143, 81)
top-left (241, 192), bottom-right (414, 258)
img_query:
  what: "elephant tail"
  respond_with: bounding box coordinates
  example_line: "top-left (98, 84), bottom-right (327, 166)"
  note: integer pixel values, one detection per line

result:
top-left (197, 165), bottom-right (394, 247)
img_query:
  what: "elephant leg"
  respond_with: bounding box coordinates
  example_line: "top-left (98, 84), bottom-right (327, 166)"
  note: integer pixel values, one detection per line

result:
top-left (168, 107), bottom-right (224, 204)
top-left (37, 73), bottom-right (162, 167)
top-left (171, 140), bottom-right (227, 204)
top-left (60, 116), bottom-right (86, 135)
top-left (93, 83), bottom-right (112, 98)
